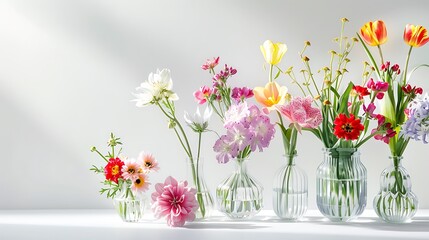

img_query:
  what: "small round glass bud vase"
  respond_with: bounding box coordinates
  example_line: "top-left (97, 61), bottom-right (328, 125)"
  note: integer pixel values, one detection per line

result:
top-left (273, 154), bottom-right (308, 220)
top-left (113, 182), bottom-right (145, 222)
top-left (216, 158), bottom-right (263, 219)
top-left (373, 156), bottom-right (418, 223)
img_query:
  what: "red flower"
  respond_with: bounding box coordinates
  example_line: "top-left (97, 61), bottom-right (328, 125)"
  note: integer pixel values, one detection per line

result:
top-left (352, 85), bottom-right (370, 100)
top-left (104, 157), bottom-right (124, 183)
top-left (333, 114), bottom-right (365, 140)
top-left (402, 84), bottom-right (423, 96)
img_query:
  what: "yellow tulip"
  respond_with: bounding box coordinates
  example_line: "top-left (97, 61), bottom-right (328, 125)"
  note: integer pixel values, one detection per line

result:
top-left (360, 20), bottom-right (387, 46)
top-left (253, 82), bottom-right (288, 113)
top-left (260, 40), bottom-right (287, 65)
top-left (403, 24), bottom-right (429, 47)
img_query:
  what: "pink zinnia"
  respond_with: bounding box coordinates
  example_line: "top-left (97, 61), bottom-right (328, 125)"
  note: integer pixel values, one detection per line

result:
top-left (138, 152), bottom-right (160, 173)
top-left (201, 57), bottom-right (220, 70)
top-left (151, 176), bottom-right (198, 227)
top-left (276, 96), bottom-right (322, 132)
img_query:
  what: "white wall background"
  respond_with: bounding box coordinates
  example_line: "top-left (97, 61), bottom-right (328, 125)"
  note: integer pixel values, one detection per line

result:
top-left (1, 0), bottom-right (429, 210)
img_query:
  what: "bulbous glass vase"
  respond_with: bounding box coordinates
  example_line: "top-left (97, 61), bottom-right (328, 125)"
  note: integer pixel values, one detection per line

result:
top-left (316, 148), bottom-right (367, 222)
top-left (216, 158), bottom-right (263, 219)
top-left (373, 156), bottom-right (418, 223)
top-left (273, 154), bottom-right (308, 220)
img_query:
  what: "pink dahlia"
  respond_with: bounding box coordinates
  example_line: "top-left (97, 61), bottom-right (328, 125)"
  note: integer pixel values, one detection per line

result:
top-left (277, 96), bottom-right (322, 132)
top-left (151, 176), bottom-right (198, 227)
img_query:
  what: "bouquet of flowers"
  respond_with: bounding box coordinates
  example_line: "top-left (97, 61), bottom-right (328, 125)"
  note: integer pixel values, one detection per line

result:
top-left (133, 69), bottom-right (213, 218)
top-left (254, 40), bottom-right (322, 219)
top-left (358, 19), bottom-right (428, 223)
top-left (281, 18), bottom-right (392, 221)
top-left (358, 20), bottom-right (428, 156)
top-left (195, 57), bottom-right (254, 120)
top-left (90, 133), bottom-right (158, 222)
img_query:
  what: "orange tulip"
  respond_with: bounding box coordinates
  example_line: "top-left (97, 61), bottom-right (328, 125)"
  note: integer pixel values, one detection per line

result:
top-left (253, 82), bottom-right (288, 113)
top-left (403, 24), bottom-right (429, 47)
top-left (360, 20), bottom-right (387, 46)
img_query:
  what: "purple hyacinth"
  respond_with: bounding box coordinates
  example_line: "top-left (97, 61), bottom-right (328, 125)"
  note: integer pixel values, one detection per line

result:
top-left (401, 94), bottom-right (429, 144)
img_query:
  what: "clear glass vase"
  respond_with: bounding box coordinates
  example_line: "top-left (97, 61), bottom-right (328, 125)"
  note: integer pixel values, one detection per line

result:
top-left (187, 157), bottom-right (214, 219)
top-left (273, 154), bottom-right (308, 220)
top-left (113, 181), bottom-right (145, 222)
top-left (373, 156), bottom-right (418, 223)
top-left (316, 148), bottom-right (367, 222)
top-left (216, 158), bottom-right (263, 219)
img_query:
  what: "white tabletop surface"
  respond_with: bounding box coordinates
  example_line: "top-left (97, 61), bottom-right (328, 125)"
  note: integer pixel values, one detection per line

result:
top-left (0, 209), bottom-right (428, 240)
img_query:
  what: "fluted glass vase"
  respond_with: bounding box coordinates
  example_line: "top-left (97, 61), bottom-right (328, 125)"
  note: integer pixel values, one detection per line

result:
top-left (216, 158), bottom-right (263, 219)
top-left (316, 148), bottom-right (367, 222)
top-left (373, 156), bottom-right (418, 223)
top-left (113, 181), bottom-right (145, 222)
top-left (273, 154), bottom-right (307, 220)
top-left (187, 157), bottom-right (214, 219)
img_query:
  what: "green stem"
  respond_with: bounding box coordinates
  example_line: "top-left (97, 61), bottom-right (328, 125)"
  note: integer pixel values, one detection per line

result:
top-left (269, 64), bottom-right (273, 82)
top-left (94, 149), bottom-right (108, 162)
top-left (403, 46), bottom-right (413, 85)
top-left (377, 45), bottom-right (384, 66)
top-left (277, 112), bottom-right (289, 156)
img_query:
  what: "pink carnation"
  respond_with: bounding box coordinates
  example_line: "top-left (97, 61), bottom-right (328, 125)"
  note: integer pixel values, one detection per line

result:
top-left (276, 96), bottom-right (322, 132)
top-left (151, 176), bottom-right (198, 227)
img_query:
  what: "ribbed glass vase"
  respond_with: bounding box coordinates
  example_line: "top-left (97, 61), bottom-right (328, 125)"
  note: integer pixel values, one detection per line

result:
top-left (113, 181), bottom-right (145, 222)
top-left (187, 157), bottom-right (214, 219)
top-left (373, 156), bottom-right (418, 223)
top-left (216, 158), bottom-right (263, 219)
top-left (316, 148), bottom-right (367, 222)
top-left (273, 154), bottom-right (307, 220)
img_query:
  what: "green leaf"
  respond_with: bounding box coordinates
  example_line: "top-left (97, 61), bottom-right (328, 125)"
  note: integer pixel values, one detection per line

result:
top-left (274, 69), bottom-right (281, 80)
top-left (356, 33), bottom-right (381, 79)
top-left (329, 86), bottom-right (341, 99)
top-left (338, 82), bottom-right (354, 115)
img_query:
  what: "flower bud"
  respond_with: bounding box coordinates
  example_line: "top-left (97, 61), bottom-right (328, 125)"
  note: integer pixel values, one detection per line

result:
top-left (323, 100), bottom-right (331, 105)
top-left (90, 146), bottom-right (97, 152)
top-left (302, 56), bottom-right (310, 62)
top-left (168, 120), bottom-right (176, 129)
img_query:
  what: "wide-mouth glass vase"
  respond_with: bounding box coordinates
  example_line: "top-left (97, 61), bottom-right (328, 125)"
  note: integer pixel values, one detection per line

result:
top-left (216, 158), bottom-right (263, 219)
top-left (187, 157), bottom-right (214, 219)
top-left (316, 148), bottom-right (367, 222)
top-left (113, 181), bottom-right (145, 222)
top-left (273, 154), bottom-right (308, 220)
top-left (373, 156), bottom-right (418, 223)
